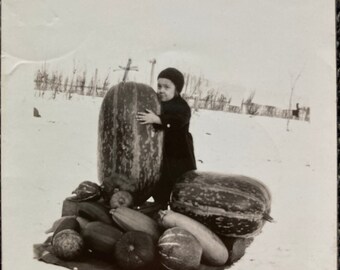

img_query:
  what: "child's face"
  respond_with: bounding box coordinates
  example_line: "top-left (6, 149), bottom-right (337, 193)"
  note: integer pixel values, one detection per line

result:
top-left (157, 78), bottom-right (176, 102)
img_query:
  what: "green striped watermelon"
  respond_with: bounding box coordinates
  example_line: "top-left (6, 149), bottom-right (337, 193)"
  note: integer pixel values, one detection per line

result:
top-left (98, 82), bottom-right (163, 205)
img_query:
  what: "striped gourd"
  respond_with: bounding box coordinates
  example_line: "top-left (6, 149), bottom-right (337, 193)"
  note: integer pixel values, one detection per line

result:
top-left (158, 227), bottom-right (203, 270)
top-left (170, 171), bottom-right (273, 238)
top-left (98, 82), bottom-right (163, 205)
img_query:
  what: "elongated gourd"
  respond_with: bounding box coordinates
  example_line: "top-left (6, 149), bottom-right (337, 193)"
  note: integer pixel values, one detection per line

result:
top-left (77, 201), bottom-right (114, 226)
top-left (109, 207), bottom-right (161, 241)
top-left (157, 210), bottom-right (228, 266)
top-left (82, 221), bottom-right (123, 255)
top-left (98, 82), bottom-right (163, 205)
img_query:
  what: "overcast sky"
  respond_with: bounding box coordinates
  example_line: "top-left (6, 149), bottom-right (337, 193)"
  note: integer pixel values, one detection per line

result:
top-left (2, 0), bottom-right (336, 107)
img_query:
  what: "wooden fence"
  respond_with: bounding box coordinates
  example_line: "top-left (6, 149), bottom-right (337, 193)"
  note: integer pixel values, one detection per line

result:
top-left (34, 69), bottom-right (310, 122)
top-left (184, 97), bottom-right (310, 122)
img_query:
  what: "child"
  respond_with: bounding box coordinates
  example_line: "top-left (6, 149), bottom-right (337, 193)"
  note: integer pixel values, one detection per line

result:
top-left (136, 67), bottom-right (196, 207)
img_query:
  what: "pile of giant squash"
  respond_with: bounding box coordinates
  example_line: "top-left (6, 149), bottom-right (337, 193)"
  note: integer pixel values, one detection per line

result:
top-left (42, 83), bottom-right (273, 269)
top-left (44, 170), bottom-right (273, 270)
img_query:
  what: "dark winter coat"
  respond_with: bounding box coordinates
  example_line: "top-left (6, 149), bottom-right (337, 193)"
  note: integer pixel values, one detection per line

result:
top-left (152, 95), bottom-right (196, 205)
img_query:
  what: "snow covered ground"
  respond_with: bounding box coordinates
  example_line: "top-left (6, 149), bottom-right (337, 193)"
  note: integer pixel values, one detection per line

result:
top-left (2, 92), bottom-right (337, 270)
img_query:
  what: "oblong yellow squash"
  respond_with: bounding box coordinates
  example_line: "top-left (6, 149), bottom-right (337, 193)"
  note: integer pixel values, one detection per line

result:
top-left (109, 207), bottom-right (160, 241)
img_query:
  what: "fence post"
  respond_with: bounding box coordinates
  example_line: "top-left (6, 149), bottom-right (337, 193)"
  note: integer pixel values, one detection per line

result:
top-left (93, 68), bottom-right (98, 98)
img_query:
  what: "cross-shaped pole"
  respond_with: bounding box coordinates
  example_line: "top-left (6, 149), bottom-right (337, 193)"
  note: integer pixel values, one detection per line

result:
top-left (117, 58), bottom-right (138, 82)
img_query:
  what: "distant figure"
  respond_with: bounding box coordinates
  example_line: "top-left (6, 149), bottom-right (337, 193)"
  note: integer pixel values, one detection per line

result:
top-left (34, 107), bottom-right (41, 118)
top-left (292, 103), bottom-right (300, 119)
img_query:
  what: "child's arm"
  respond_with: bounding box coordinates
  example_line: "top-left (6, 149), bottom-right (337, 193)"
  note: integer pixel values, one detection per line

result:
top-left (136, 109), bottom-right (162, 125)
top-left (137, 106), bottom-right (190, 130)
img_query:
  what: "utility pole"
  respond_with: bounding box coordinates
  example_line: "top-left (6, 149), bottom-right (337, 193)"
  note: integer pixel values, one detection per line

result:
top-left (286, 70), bottom-right (303, 131)
top-left (184, 73), bottom-right (190, 95)
top-left (195, 75), bottom-right (202, 96)
top-left (149, 58), bottom-right (156, 87)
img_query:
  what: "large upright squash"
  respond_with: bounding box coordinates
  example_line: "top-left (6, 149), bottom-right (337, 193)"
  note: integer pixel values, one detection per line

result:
top-left (170, 171), bottom-right (273, 238)
top-left (98, 82), bottom-right (163, 205)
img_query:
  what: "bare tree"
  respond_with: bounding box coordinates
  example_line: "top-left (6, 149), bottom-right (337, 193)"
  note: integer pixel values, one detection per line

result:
top-left (241, 90), bottom-right (256, 114)
top-left (217, 94), bottom-right (231, 111)
top-left (87, 77), bottom-right (94, 96)
top-left (34, 69), bottom-right (43, 90)
top-left (215, 94), bottom-right (224, 110)
top-left (248, 103), bottom-right (261, 115)
top-left (92, 68), bottom-right (98, 97)
top-left (52, 73), bottom-right (63, 98)
top-left (66, 65), bottom-right (76, 100)
top-left (50, 71), bottom-right (59, 99)
top-left (41, 69), bottom-right (49, 98)
top-left (244, 90), bottom-right (256, 104)
top-left (102, 72), bottom-right (110, 95)
top-left (183, 72), bottom-right (190, 96)
top-left (63, 77), bottom-right (69, 93)
top-left (80, 71), bottom-right (86, 95)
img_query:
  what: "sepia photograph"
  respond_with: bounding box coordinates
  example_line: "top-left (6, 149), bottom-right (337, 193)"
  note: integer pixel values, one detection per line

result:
top-left (1, 1), bottom-right (337, 269)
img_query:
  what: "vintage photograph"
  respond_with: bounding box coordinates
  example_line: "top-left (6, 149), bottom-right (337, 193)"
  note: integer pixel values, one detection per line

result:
top-left (2, 1), bottom-right (337, 270)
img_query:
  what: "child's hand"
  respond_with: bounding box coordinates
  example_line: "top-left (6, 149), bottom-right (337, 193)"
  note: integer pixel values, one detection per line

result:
top-left (136, 109), bottom-right (161, 125)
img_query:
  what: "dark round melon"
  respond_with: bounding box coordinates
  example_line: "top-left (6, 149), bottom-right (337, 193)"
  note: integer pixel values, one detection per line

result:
top-left (98, 82), bottom-right (164, 205)
top-left (113, 231), bottom-right (156, 269)
top-left (170, 171), bottom-right (273, 238)
top-left (71, 181), bottom-right (102, 201)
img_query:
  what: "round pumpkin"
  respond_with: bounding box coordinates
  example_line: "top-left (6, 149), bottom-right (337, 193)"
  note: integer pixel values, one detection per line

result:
top-left (113, 231), bottom-right (156, 269)
top-left (52, 229), bottom-right (84, 260)
top-left (110, 190), bottom-right (134, 209)
top-left (158, 227), bottom-right (203, 270)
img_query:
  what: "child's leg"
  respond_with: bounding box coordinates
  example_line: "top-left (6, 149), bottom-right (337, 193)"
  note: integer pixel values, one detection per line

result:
top-left (152, 158), bottom-right (195, 208)
top-left (152, 174), bottom-right (172, 209)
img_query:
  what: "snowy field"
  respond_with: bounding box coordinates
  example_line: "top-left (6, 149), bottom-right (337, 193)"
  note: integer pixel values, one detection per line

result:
top-left (2, 92), bottom-right (337, 270)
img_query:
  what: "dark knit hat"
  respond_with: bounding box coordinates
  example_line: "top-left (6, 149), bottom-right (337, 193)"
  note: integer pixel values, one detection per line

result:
top-left (157, 67), bottom-right (185, 93)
